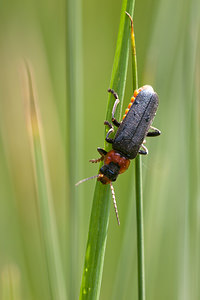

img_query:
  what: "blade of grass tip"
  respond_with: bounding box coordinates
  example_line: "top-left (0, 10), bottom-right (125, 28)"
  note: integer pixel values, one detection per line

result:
top-left (125, 12), bottom-right (138, 89)
top-left (24, 62), bottom-right (67, 300)
top-left (79, 1), bottom-right (135, 299)
top-left (126, 12), bottom-right (146, 300)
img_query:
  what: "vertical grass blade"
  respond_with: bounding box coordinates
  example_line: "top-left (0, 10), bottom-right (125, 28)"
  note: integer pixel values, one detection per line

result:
top-left (127, 12), bottom-right (146, 300)
top-left (135, 157), bottom-right (145, 300)
top-left (24, 63), bottom-right (67, 300)
top-left (66, 0), bottom-right (84, 297)
top-left (179, 3), bottom-right (200, 299)
top-left (111, 180), bottom-right (136, 300)
top-left (79, 0), bottom-right (135, 299)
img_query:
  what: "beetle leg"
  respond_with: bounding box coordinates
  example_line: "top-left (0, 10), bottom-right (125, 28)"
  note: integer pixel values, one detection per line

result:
top-left (112, 99), bottom-right (121, 127)
top-left (104, 120), bottom-right (112, 128)
top-left (108, 88), bottom-right (121, 127)
top-left (138, 144), bottom-right (148, 155)
top-left (97, 147), bottom-right (107, 156)
top-left (104, 120), bottom-right (114, 144)
top-left (147, 126), bottom-right (161, 137)
top-left (89, 148), bottom-right (107, 163)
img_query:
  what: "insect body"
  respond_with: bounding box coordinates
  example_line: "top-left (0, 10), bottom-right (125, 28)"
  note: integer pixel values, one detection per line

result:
top-left (76, 85), bottom-right (161, 225)
top-left (97, 85), bottom-right (160, 183)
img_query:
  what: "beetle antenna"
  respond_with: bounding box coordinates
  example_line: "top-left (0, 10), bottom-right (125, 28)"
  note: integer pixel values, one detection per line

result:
top-left (110, 183), bottom-right (120, 226)
top-left (75, 174), bottom-right (99, 186)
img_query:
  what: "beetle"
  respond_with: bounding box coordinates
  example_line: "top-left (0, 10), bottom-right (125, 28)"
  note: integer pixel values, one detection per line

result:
top-left (76, 85), bottom-right (161, 225)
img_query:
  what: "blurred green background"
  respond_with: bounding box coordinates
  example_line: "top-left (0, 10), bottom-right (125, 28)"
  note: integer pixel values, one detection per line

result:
top-left (0, 0), bottom-right (200, 299)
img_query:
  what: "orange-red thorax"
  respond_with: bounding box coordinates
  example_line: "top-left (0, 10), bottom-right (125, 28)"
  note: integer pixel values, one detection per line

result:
top-left (104, 150), bottom-right (130, 174)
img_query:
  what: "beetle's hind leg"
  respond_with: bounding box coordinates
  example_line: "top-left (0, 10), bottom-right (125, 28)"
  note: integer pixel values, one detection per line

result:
top-left (138, 144), bottom-right (148, 155)
top-left (108, 88), bottom-right (121, 127)
top-left (89, 147), bottom-right (107, 163)
top-left (147, 126), bottom-right (161, 137)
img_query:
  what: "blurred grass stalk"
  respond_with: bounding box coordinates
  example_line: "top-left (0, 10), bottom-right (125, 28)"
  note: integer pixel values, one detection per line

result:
top-left (1, 264), bottom-right (21, 300)
top-left (180, 4), bottom-right (200, 299)
top-left (66, 0), bottom-right (84, 297)
top-left (79, 0), bottom-right (135, 299)
top-left (24, 63), bottom-right (67, 300)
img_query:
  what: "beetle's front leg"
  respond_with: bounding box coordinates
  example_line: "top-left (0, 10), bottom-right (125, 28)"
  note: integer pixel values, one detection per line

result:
top-left (108, 88), bottom-right (121, 127)
top-left (147, 126), bottom-right (161, 137)
top-left (89, 147), bottom-right (107, 163)
top-left (104, 121), bottom-right (114, 144)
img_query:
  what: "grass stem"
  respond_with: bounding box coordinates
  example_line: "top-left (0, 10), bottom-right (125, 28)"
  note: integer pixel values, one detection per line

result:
top-left (79, 1), bottom-right (135, 299)
top-left (126, 12), bottom-right (146, 300)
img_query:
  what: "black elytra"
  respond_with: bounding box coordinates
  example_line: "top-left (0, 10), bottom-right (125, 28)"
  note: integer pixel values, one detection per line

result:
top-left (111, 86), bottom-right (159, 159)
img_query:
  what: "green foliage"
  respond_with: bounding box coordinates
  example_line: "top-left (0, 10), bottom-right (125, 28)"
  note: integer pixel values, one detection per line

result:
top-left (0, 0), bottom-right (199, 299)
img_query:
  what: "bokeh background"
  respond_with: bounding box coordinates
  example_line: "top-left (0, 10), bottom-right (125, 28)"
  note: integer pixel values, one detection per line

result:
top-left (0, 0), bottom-right (200, 299)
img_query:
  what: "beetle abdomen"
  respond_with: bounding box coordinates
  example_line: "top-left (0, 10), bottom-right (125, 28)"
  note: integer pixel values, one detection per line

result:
top-left (112, 86), bottom-right (159, 159)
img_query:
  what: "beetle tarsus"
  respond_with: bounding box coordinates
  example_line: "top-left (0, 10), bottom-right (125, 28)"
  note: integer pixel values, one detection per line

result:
top-left (138, 144), bottom-right (148, 155)
top-left (106, 136), bottom-right (114, 144)
top-left (89, 157), bottom-right (104, 163)
top-left (104, 120), bottom-right (112, 128)
top-left (104, 121), bottom-right (114, 143)
top-left (108, 88), bottom-right (119, 100)
top-left (147, 126), bottom-right (161, 137)
top-left (106, 137), bottom-right (114, 144)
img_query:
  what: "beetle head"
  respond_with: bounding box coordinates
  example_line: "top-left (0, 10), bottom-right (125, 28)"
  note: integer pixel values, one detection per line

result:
top-left (98, 162), bottom-right (120, 184)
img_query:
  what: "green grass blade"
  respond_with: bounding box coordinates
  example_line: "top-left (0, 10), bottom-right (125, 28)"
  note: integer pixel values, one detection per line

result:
top-left (79, 0), bottom-right (135, 299)
top-left (111, 177), bottom-right (136, 300)
top-left (127, 12), bottom-right (146, 300)
top-left (25, 63), bottom-right (67, 300)
top-left (135, 157), bottom-right (145, 300)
